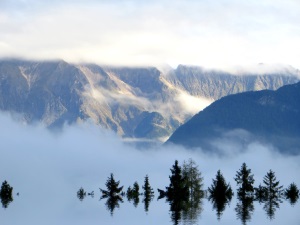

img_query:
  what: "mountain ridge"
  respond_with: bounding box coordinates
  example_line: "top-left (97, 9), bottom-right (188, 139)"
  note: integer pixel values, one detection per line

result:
top-left (167, 82), bottom-right (300, 153)
top-left (0, 58), bottom-right (299, 141)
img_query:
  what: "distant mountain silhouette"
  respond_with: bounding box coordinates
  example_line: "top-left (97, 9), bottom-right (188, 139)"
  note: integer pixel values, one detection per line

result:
top-left (0, 59), bottom-right (299, 142)
top-left (167, 82), bottom-right (300, 154)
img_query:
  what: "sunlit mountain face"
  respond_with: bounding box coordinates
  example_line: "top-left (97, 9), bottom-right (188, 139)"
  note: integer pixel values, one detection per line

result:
top-left (0, 59), bottom-right (298, 143)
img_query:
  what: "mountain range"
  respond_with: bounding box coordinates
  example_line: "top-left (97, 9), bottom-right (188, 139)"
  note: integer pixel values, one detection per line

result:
top-left (0, 59), bottom-right (299, 142)
top-left (167, 81), bottom-right (300, 154)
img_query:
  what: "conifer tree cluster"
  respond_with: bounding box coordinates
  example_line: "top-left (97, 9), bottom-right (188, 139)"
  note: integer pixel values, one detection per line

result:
top-left (74, 160), bottom-right (299, 222)
top-left (127, 181), bottom-right (140, 207)
top-left (97, 173), bottom-right (155, 214)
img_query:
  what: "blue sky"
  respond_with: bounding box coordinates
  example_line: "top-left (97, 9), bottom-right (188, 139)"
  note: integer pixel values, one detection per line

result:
top-left (0, 0), bottom-right (300, 69)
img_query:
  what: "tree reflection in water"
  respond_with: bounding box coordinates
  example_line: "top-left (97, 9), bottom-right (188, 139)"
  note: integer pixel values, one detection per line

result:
top-left (235, 197), bottom-right (254, 225)
top-left (1, 194), bottom-right (13, 209)
top-left (104, 195), bottom-right (123, 216)
top-left (181, 196), bottom-right (203, 225)
top-left (143, 191), bottom-right (154, 213)
top-left (263, 196), bottom-right (282, 220)
top-left (127, 193), bottom-right (139, 208)
top-left (160, 194), bottom-right (204, 225)
top-left (208, 193), bottom-right (232, 220)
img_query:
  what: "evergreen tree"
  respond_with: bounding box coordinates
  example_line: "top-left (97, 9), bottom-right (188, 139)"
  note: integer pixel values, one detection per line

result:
top-left (100, 173), bottom-right (123, 199)
top-left (0, 180), bottom-right (13, 208)
top-left (182, 158), bottom-right (204, 200)
top-left (208, 170), bottom-right (233, 220)
top-left (127, 181), bottom-right (140, 207)
top-left (77, 187), bottom-right (86, 201)
top-left (142, 175), bottom-right (154, 199)
top-left (262, 170), bottom-right (283, 198)
top-left (100, 173), bottom-right (123, 215)
top-left (254, 184), bottom-right (267, 203)
top-left (127, 182), bottom-right (140, 199)
top-left (235, 163), bottom-right (255, 199)
top-left (208, 170), bottom-right (233, 200)
top-left (142, 175), bottom-right (154, 212)
top-left (181, 159), bottom-right (204, 224)
top-left (166, 160), bottom-right (189, 201)
top-left (133, 182), bottom-right (140, 196)
top-left (255, 170), bottom-right (284, 220)
top-left (126, 186), bottom-right (132, 198)
top-left (285, 183), bottom-right (299, 205)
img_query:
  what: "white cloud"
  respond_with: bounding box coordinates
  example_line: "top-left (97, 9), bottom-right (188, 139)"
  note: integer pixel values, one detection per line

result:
top-left (0, 0), bottom-right (300, 69)
top-left (175, 90), bottom-right (212, 115)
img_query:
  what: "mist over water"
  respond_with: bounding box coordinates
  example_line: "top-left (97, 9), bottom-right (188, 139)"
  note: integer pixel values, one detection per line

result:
top-left (0, 113), bottom-right (299, 225)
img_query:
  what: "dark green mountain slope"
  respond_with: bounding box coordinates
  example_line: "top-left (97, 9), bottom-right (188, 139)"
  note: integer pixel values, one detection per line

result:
top-left (167, 82), bottom-right (300, 153)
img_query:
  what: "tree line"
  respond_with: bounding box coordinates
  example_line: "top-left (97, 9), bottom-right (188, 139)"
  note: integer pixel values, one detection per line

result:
top-left (77, 159), bottom-right (299, 224)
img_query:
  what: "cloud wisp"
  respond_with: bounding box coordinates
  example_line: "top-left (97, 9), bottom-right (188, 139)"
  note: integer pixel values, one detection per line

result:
top-left (0, 112), bottom-right (299, 224)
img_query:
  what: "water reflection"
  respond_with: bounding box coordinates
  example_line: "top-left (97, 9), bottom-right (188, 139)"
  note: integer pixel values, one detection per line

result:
top-left (235, 197), bottom-right (254, 225)
top-left (169, 198), bottom-right (186, 225)
top-left (181, 197), bottom-right (203, 225)
top-left (263, 196), bottom-right (282, 220)
top-left (142, 189), bottom-right (154, 213)
top-left (103, 195), bottom-right (123, 216)
top-left (208, 194), bottom-right (232, 220)
top-left (127, 193), bottom-right (139, 207)
top-left (1, 194), bottom-right (13, 209)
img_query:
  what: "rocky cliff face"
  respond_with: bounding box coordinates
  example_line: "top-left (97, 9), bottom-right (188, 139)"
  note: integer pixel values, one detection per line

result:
top-left (0, 59), bottom-right (299, 141)
top-left (170, 65), bottom-right (299, 99)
